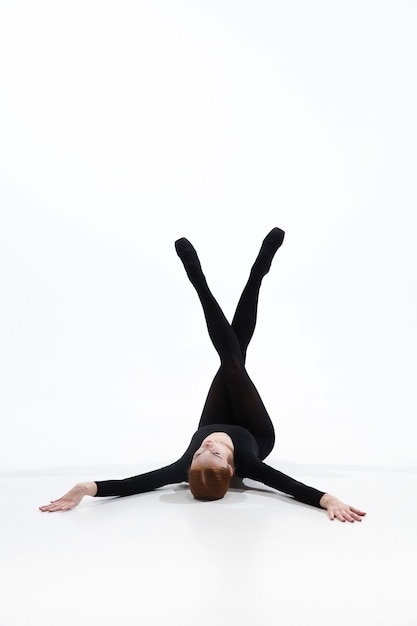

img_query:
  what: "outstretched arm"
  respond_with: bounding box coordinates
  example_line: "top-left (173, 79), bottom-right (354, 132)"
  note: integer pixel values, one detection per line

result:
top-left (244, 459), bottom-right (366, 522)
top-left (39, 482), bottom-right (98, 512)
top-left (319, 493), bottom-right (366, 523)
top-left (39, 458), bottom-right (189, 512)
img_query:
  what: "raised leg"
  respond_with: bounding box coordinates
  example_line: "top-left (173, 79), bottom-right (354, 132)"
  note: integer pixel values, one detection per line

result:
top-left (231, 227), bottom-right (285, 362)
top-left (198, 228), bottom-right (284, 426)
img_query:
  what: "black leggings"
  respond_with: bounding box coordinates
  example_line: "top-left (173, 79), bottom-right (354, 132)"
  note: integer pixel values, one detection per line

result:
top-left (175, 229), bottom-right (284, 460)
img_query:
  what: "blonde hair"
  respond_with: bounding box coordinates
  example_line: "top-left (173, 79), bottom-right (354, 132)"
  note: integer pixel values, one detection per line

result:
top-left (188, 466), bottom-right (232, 500)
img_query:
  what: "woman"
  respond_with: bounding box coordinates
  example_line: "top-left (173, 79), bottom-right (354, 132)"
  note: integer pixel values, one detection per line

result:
top-left (40, 228), bottom-right (366, 522)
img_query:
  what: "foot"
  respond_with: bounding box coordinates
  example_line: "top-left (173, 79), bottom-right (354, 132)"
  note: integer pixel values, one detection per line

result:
top-left (252, 227), bottom-right (285, 277)
top-left (175, 237), bottom-right (204, 283)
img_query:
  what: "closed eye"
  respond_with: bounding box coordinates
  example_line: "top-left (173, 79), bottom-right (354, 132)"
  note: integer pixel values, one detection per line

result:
top-left (193, 451), bottom-right (222, 459)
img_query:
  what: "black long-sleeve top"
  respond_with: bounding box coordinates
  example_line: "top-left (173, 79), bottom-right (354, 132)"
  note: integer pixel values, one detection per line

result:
top-left (95, 424), bottom-right (326, 508)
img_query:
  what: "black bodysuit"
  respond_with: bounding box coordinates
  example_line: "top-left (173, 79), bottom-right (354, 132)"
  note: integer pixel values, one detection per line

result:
top-left (95, 424), bottom-right (325, 507)
top-left (95, 230), bottom-right (326, 510)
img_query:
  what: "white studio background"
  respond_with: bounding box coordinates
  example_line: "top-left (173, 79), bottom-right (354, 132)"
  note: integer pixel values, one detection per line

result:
top-left (1, 0), bottom-right (416, 476)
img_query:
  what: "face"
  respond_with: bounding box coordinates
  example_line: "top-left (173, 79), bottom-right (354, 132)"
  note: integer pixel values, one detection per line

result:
top-left (190, 436), bottom-right (234, 476)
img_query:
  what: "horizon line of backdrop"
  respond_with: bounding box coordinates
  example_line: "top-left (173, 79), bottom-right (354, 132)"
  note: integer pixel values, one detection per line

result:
top-left (1, 0), bottom-right (416, 473)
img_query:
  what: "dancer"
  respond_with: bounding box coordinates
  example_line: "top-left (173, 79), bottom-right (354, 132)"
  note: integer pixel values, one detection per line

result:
top-left (40, 229), bottom-right (366, 522)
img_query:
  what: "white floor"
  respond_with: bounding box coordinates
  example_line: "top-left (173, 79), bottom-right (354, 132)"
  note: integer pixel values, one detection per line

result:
top-left (2, 461), bottom-right (416, 626)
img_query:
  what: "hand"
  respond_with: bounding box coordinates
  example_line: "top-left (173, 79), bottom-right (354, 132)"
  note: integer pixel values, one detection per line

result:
top-left (39, 482), bottom-right (97, 512)
top-left (319, 494), bottom-right (366, 523)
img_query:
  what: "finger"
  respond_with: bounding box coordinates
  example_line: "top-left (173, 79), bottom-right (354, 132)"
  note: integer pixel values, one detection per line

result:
top-left (48, 504), bottom-right (66, 513)
top-left (40, 504), bottom-right (54, 511)
top-left (44, 501), bottom-right (64, 510)
top-left (43, 501), bottom-right (70, 512)
top-left (40, 503), bottom-right (59, 511)
top-left (350, 507), bottom-right (366, 516)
